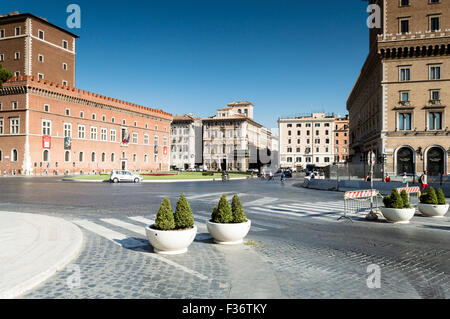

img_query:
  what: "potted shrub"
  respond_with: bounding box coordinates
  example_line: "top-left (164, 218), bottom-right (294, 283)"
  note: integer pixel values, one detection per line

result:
top-left (380, 188), bottom-right (416, 224)
top-left (145, 195), bottom-right (197, 255)
top-left (418, 187), bottom-right (449, 218)
top-left (207, 194), bottom-right (251, 245)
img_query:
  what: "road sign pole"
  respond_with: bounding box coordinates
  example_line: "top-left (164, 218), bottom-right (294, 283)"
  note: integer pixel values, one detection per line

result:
top-left (366, 150), bottom-right (378, 221)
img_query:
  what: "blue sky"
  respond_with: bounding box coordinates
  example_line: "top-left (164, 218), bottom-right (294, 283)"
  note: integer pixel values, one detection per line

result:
top-left (5, 0), bottom-right (370, 129)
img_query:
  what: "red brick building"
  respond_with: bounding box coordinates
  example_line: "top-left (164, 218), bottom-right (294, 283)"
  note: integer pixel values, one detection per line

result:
top-left (0, 12), bottom-right (172, 175)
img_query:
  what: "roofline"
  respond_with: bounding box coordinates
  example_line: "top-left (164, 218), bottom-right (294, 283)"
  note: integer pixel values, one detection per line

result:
top-left (0, 13), bottom-right (80, 38)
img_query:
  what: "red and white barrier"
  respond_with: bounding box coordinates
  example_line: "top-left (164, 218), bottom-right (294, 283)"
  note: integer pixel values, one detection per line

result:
top-left (396, 187), bottom-right (420, 194)
top-left (344, 189), bottom-right (377, 200)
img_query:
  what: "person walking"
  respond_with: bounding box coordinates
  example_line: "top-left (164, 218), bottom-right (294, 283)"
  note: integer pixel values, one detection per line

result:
top-left (384, 173), bottom-right (391, 183)
top-left (402, 172), bottom-right (408, 187)
top-left (420, 170), bottom-right (429, 191)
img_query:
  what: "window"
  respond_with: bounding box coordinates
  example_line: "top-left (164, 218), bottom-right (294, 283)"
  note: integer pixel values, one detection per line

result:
top-left (80, 111), bottom-right (84, 118)
top-left (79, 152), bottom-right (84, 162)
top-left (44, 104), bottom-right (50, 112)
top-left (111, 153), bottom-right (115, 162)
top-left (102, 115), bottom-right (106, 122)
top-left (78, 125), bottom-right (85, 139)
top-left (15, 27), bottom-right (21, 36)
top-left (41, 120), bottom-right (51, 135)
top-left (400, 91), bottom-right (410, 102)
top-left (428, 112), bottom-right (442, 130)
top-left (287, 124), bottom-right (292, 128)
top-left (65, 151), bottom-right (70, 162)
top-left (90, 127), bottom-right (97, 140)
top-left (429, 65), bottom-right (441, 80)
top-left (431, 90), bottom-right (440, 101)
top-left (92, 114), bottom-right (96, 120)
top-left (400, 19), bottom-right (409, 33)
top-left (133, 154), bottom-right (137, 163)
top-left (400, 0), bottom-right (409, 6)
top-left (0, 54), bottom-right (4, 62)
top-left (398, 113), bottom-right (412, 131)
top-left (111, 117), bottom-right (115, 123)
top-left (400, 67), bottom-right (411, 81)
top-left (0, 118), bottom-right (3, 134)
top-left (0, 30), bottom-right (4, 38)
top-left (101, 128), bottom-right (107, 141)
top-left (14, 71), bottom-right (20, 77)
top-left (63, 123), bottom-right (72, 137)
top-left (144, 154), bottom-right (148, 163)
top-left (12, 101), bottom-right (18, 110)
top-left (11, 149), bottom-right (18, 162)
top-left (144, 134), bottom-right (149, 145)
top-left (287, 147), bottom-right (292, 153)
top-left (38, 30), bottom-right (44, 40)
top-left (43, 150), bottom-right (50, 162)
top-left (38, 73), bottom-right (44, 80)
top-left (287, 157), bottom-right (293, 163)
top-left (315, 123), bottom-right (320, 127)
top-left (65, 108), bottom-right (70, 116)
top-left (38, 54), bottom-right (44, 63)
top-left (132, 132), bottom-right (138, 144)
top-left (110, 129), bottom-right (116, 142)
top-left (134, 121), bottom-right (137, 127)
top-left (62, 40), bottom-right (68, 49)
top-left (14, 51), bottom-right (20, 60)
top-left (296, 124), bottom-right (301, 128)
top-left (91, 152), bottom-right (96, 162)
top-left (122, 119), bottom-right (126, 125)
top-left (10, 118), bottom-right (20, 135)
top-left (430, 16), bottom-right (440, 31)
top-left (102, 153), bottom-right (106, 163)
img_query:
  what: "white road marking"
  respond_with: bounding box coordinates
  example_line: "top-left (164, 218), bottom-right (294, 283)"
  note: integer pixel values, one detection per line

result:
top-left (244, 197), bottom-right (279, 207)
top-left (101, 218), bottom-right (146, 236)
top-left (248, 206), bottom-right (334, 222)
top-left (193, 214), bottom-right (267, 232)
top-left (128, 216), bottom-right (154, 226)
top-left (186, 192), bottom-right (227, 200)
top-left (73, 219), bottom-right (147, 249)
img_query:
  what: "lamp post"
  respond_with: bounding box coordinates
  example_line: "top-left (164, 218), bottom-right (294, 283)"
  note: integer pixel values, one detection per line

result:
top-left (366, 149), bottom-right (378, 221)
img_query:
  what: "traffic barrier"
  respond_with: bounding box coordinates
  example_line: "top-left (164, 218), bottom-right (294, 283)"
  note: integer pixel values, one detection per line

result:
top-left (395, 186), bottom-right (421, 206)
top-left (340, 189), bottom-right (380, 222)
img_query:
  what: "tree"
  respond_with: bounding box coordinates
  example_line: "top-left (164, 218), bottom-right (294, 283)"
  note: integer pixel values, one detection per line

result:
top-left (0, 64), bottom-right (13, 88)
top-left (211, 194), bottom-right (233, 223)
top-left (436, 188), bottom-right (447, 206)
top-left (420, 187), bottom-right (438, 205)
top-left (231, 194), bottom-right (247, 223)
top-left (174, 194), bottom-right (194, 229)
top-left (400, 190), bottom-right (411, 209)
top-left (154, 197), bottom-right (175, 230)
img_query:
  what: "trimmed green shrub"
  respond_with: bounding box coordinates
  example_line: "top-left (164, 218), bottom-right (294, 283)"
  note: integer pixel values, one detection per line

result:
top-left (436, 188), bottom-right (447, 206)
top-left (383, 188), bottom-right (404, 209)
top-left (211, 195), bottom-right (233, 223)
top-left (154, 197), bottom-right (175, 230)
top-left (202, 172), bottom-right (214, 176)
top-left (420, 187), bottom-right (438, 205)
top-left (400, 190), bottom-right (411, 209)
top-left (174, 194), bottom-right (194, 229)
top-left (231, 194), bottom-right (247, 223)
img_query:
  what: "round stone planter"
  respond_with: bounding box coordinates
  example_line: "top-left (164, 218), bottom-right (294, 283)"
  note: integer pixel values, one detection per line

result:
top-left (380, 207), bottom-right (416, 224)
top-left (418, 203), bottom-right (449, 218)
top-left (145, 225), bottom-right (197, 255)
top-left (206, 220), bottom-right (251, 245)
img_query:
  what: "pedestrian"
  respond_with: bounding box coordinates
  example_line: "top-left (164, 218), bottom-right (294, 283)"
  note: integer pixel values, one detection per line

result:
top-left (281, 171), bottom-right (286, 182)
top-left (420, 170), bottom-right (429, 191)
top-left (365, 174), bottom-right (371, 182)
top-left (384, 173), bottom-right (390, 183)
top-left (402, 172), bottom-right (408, 187)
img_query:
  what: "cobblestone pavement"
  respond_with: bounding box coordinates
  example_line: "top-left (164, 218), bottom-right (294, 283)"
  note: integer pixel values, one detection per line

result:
top-left (0, 177), bottom-right (448, 299)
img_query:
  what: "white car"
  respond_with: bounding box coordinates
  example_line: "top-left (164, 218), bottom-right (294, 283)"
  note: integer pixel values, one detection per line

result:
top-left (110, 170), bottom-right (143, 183)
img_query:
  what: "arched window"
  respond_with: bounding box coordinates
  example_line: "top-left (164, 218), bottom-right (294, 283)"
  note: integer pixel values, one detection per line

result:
top-left (102, 153), bottom-right (106, 162)
top-left (396, 147), bottom-right (414, 175)
top-left (11, 149), bottom-right (18, 162)
top-left (79, 152), bottom-right (84, 162)
top-left (65, 151), bottom-right (70, 162)
top-left (111, 153), bottom-right (115, 162)
top-left (144, 154), bottom-right (148, 163)
top-left (91, 152), bottom-right (96, 162)
top-left (427, 147), bottom-right (445, 176)
top-left (43, 150), bottom-right (49, 162)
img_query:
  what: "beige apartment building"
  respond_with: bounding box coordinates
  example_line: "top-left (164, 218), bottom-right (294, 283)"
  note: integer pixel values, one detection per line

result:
top-left (334, 115), bottom-right (350, 164)
top-left (170, 115), bottom-right (203, 170)
top-left (278, 113), bottom-right (345, 170)
top-left (202, 101), bottom-right (272, 171)
top-left (348, 0), bottom-right (450, 177)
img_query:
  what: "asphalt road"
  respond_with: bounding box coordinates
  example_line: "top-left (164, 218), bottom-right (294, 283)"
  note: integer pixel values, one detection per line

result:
top-left (1, 177), bottom-right (449, 299)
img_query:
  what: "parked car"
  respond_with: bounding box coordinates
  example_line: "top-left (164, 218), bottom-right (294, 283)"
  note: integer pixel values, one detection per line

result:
top-left (247, 168), bottom-right (259, 174)
top-left (110, 170), bottom-right (143, 183)
top-left (284, 169), bottom-right (293, 178)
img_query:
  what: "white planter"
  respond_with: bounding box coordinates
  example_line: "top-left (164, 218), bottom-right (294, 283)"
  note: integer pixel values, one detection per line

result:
top-left (380, 207), bottom-right (416, 224)
top-left (418, 203), bottom-right (449, 218)
top-left (207, 220), bottom-right (251, 245)
top-left (145, 225), bottom-right (197, 255)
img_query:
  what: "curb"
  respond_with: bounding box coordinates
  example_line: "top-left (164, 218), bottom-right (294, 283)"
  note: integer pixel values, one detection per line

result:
top-left (0, 212), bottom-right (84, 299)
top-left (62, 177), bottom-right (249, 183)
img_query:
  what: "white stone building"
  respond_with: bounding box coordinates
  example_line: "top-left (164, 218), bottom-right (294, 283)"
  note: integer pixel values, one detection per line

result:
top-left (170, 115), bottom-right (203, 170)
